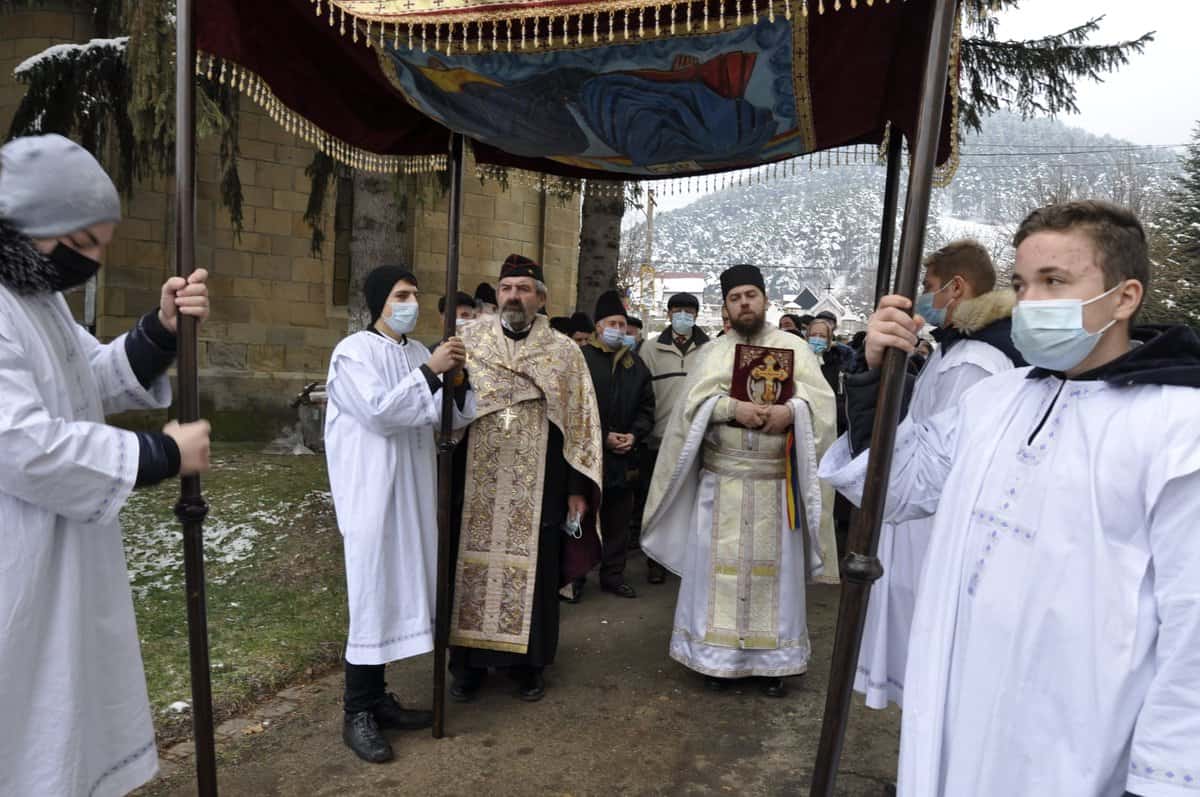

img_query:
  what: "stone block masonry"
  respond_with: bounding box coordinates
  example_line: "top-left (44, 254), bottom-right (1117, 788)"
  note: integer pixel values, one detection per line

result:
top-left (1, 10), bottom-right (583, 439)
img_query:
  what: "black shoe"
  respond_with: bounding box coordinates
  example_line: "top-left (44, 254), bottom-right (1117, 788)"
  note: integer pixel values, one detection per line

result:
top-left (761, 677), bottom-right (787, 698)
top-left (647, 561), bottom-right (666, 584)
top-left (343, 710), bottom-right (394, 763)
top-left (373, 693), bottom-right (433, 730)
top-left (602, 582), bottom-right (637, 599)
top-left (449, 672), bottom-right (483, 703)
top-left (517, 670), bottom-right (545, 702)
top-left (704, 676), bottom-right (730, 693)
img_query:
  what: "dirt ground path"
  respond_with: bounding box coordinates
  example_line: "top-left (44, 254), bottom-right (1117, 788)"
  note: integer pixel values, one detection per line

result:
top-left (143, 556), bottom-right (900, 796)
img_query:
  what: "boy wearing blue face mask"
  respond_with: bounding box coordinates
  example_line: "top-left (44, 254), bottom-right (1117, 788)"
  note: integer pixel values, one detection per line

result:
top-left (324, 265), bottom-right (475, 764)
top-left (577, 290), bottom-right (655, 600)
top-left (637, 292), bottom-right (711, 583)
top-left (820, 201), bottom-right (1200, 797)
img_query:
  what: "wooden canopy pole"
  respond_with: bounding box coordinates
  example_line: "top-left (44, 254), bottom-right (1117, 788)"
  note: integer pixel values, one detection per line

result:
top-left (809, 1), bottom-right (958, 794)
top-left (433, 132), bottom-right (466, 739)
top-left (874, 131), bottom-right (905, 305)
top-left (174, 0), bottom-right (218, 793)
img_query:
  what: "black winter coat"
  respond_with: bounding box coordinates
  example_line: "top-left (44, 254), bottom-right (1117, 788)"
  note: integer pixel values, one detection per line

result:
top-left (581, 341), bottom-right (655, 490)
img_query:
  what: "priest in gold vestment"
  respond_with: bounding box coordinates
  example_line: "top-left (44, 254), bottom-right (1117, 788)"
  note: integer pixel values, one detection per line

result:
top-left (642, 265), bottom-right (836, 697)
top-left (448, 255), bottom-right (603, 703)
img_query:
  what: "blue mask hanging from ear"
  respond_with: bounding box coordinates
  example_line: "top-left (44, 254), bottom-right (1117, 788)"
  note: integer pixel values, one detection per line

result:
top-left (914, 279), bottom-right (956, 328)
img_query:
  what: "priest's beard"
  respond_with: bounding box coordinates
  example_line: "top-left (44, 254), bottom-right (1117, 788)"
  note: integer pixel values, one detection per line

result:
top-left (731, 309), bottom-right (766, 338)
top-left (501, 300), bottom-right (532, 332)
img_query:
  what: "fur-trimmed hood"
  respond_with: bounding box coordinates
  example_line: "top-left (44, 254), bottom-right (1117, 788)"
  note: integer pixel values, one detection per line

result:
top-left (0, 216), bottom-right (59, 295)
top-left (933, 289), bottom-right (1026, 367)
top-left (949, 289), bottom-right (1015, 334)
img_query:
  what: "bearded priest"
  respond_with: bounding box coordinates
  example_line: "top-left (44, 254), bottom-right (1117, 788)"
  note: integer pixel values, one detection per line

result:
top-left (447, 255), bottom-right (604, 703)
top-left (641, 264), bottom-right (836, 697)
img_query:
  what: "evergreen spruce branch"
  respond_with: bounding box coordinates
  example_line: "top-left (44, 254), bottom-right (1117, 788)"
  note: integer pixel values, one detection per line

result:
top-left (960, 17), bottom-right (1153, 135)
top-left (210, 82), bottom-right (243, 240)
top-left (8, 38), bottom-right (137, 193)
top-left (304, 151), bottom-right (335, 257)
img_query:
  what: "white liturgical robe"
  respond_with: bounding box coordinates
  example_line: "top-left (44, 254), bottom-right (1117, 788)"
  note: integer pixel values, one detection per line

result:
top-left (325, 330), bottom-right (475, 665)
top-left (856, 335), bottom-right (1016, 709)
top-left (821, 366), bottom-right (1200, 797)
top-left (0, 289), bottom-right (171, 797)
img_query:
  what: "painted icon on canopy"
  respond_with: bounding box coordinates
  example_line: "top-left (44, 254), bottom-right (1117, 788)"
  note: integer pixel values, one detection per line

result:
top-left (379, 14), bottom-right (815, 175)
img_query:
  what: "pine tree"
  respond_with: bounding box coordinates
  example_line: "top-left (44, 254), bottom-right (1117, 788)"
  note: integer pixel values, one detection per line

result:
top-left (1142, 122), bottom-right (1200, 325)
top-left (958, 2), bottom-right (1154, 136)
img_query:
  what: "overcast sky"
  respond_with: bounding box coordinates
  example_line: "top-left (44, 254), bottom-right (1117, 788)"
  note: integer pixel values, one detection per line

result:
top-left (997, 0), bottom-right (1198, 146)
top-left (641, 1), bottom-right (1197, 216)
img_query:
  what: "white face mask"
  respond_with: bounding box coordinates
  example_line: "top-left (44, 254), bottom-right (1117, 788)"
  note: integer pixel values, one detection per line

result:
top-left (600, 327), bottom-right (624, 348)
top-left (671, 311), bottom-right (695, 336)
top-left (385, 301), bottom-right (419, 336)
top-left (1010, 283), bottom-right (1122, 372)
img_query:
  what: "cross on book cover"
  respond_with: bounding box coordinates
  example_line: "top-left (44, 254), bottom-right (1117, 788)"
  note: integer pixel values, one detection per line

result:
top-left (731, 344), bottom-right (795, 406)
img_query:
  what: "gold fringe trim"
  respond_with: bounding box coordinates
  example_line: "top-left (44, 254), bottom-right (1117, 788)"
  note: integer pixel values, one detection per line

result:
top-left (931, 4), bottom-right (963, 188)
top-left (195, 51), bottom-right (448, 175)
top-left (311, 0), bottom-right (904, 54)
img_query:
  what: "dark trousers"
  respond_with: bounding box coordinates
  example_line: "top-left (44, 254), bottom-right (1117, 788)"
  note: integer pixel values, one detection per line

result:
top-left (599, 486), bottom-right (635, 589)
top-left (344, 661), bottom-right (386, 713)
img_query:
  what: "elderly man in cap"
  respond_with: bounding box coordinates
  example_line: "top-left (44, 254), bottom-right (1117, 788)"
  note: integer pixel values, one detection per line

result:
top-left (447, 254), bottom-right (603, 702)
top-left (0, 134), bottom-right (212, 795)
top-left (637, 291), bottom-right (711, 583)
top-left (642, 265), bottom-right (835, 697)
top-left (574, 290), bottom-right (654, 601)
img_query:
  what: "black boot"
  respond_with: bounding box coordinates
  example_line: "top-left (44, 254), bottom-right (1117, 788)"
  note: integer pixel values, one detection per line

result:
top-left (449, 668), bottom-right (485, 703)
top-left (517, 669), bottom-right (545, 702)
top-left (373, 693), bottom-right (433, 730)
top-left (343, 710), bottom-right (393, 763)
top-left (647, 559), bottom-right (666, 584)
top-left (704, 676), bottom-right (730, 692)
top-left (761, 677), bottom-right (787, 698)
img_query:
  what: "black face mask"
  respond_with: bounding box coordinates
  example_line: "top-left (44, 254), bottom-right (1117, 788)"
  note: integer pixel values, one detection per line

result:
top-left (46, 243), bottom-right (101, 292)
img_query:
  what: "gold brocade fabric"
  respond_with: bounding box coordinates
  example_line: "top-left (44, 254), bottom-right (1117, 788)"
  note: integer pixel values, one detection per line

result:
top-left (449, 316), bottom-right (603, 653)
top-left (703, 425), bottom-right (787, 650)
top-left (644, 324), bottom-right (835, 525)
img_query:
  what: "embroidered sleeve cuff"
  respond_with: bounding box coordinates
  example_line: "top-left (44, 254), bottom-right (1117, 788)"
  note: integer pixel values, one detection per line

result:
top-left (712, 397), bottom-right (736, 424)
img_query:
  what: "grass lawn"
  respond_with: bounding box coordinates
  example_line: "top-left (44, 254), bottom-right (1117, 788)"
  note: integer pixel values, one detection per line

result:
top-left (120, 444), bottom-right (347, 746)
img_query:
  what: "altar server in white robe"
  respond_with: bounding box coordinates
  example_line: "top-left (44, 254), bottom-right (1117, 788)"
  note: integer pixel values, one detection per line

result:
top-left (0, 134), bottom-right (212, 797)
top-left (325, 264), bottom-right (475, 764)
top-left (642, 264), bottom-right (836, 698)
top-left (855, 240), bottom-right (1025, 710)
top-left (821, 200), bottom-right (1200, 797)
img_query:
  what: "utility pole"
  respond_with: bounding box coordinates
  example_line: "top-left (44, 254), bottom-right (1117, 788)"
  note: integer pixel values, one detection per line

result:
top-left (642, 188), bottom-right (656, 317)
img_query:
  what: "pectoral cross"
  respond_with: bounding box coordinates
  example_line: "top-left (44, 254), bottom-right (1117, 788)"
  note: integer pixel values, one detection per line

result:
top-left (497, 406), bottom-right (518, 434)
top-left (750, 355), bottom-right (789, 404)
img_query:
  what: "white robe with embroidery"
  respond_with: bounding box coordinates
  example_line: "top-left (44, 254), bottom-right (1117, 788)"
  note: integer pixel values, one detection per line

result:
top-left (325, 331), bottom-right (475, 665)
top-left (0, 289), bottom-right (171, 797)
top-left (643, 326), bottom-right (835, 679)
top-left (856, 338), bottom-right (1016, 709)
top-left (821, 367), bottom-right (1200, 797)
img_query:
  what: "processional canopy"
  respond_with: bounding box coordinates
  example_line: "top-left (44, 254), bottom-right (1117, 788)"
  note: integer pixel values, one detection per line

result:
top-left (197, 0), bottom-right (960, 181)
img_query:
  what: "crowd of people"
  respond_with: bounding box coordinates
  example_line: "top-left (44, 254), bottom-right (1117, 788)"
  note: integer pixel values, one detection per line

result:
top-left (2, 132), bottom-right (1197, 797)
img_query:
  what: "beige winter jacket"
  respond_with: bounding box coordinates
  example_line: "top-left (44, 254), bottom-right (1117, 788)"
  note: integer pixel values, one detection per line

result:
top-left (638, 324), bottom-right (712, 446)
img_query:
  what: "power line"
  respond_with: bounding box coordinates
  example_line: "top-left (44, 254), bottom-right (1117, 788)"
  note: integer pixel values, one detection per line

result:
top-left (962, 143), bottom-right (1185, 154)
